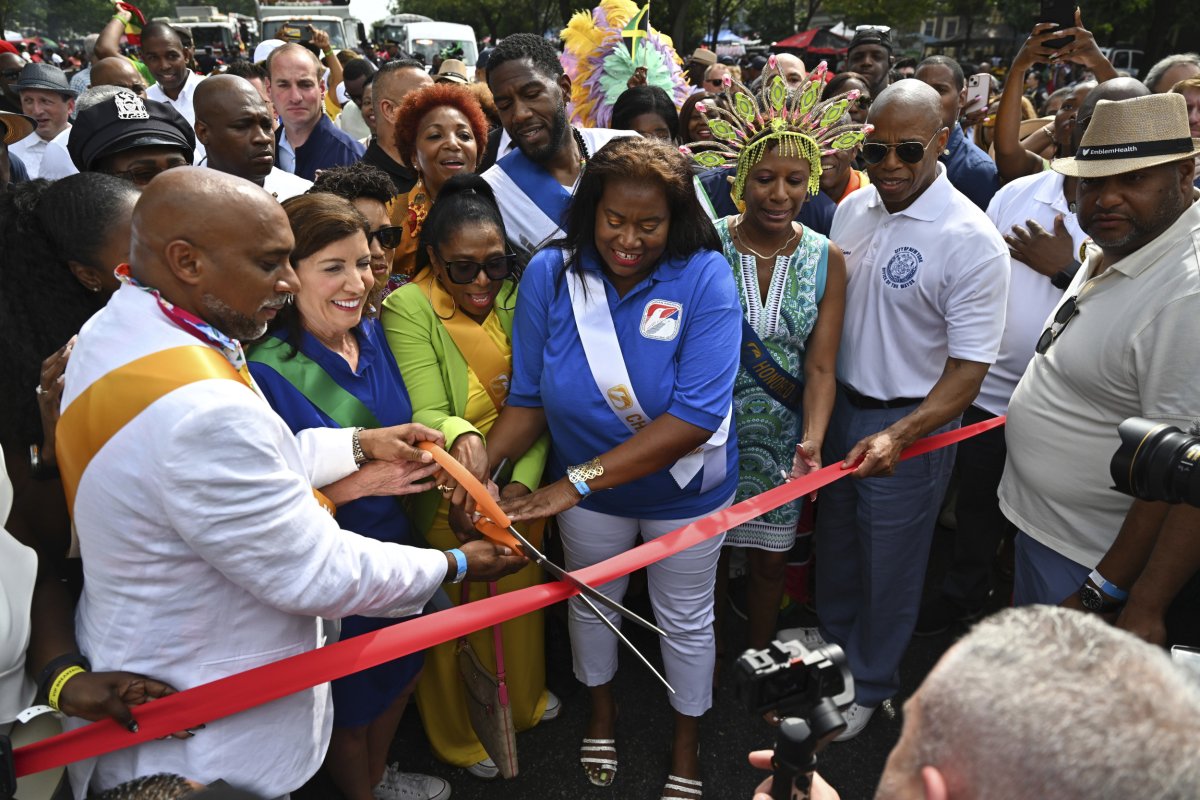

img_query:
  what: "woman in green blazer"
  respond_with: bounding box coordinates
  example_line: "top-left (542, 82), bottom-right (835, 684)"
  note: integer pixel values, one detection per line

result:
top-left (381, 175), bottom-right (555, 780)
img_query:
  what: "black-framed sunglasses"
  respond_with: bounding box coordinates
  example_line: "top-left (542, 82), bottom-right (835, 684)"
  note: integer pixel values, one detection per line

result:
top-left (368, 225), bottom-right (403, 249)
top-left (438, 252), bottom-right (518, 284)
top-left (860, 129), bottom-right (944, 165)
top-left (1035, 295), bottom-right (1079, 355)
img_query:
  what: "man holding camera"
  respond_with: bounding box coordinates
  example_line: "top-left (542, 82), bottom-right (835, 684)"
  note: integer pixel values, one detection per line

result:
top-left (999, 93), bottom-right (1200, 624)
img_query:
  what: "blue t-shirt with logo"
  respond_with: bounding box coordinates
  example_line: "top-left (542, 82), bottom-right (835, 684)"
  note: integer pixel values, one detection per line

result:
top-left (510, 245), bottom-right (741, 519)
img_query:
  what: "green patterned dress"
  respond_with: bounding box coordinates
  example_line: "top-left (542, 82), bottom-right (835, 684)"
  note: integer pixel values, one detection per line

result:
top-left (716, 217), bottom-right (829, 551)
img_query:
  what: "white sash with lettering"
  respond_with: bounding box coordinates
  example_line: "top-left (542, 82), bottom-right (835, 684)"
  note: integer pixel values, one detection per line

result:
top-left (566, 266), bottom-right (730, 492)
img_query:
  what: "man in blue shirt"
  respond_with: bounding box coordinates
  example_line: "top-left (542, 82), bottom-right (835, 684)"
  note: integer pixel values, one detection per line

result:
top-left (267, 44), bottom-right (364, 182)
top-left (915, 57), bottom-right (998, 211)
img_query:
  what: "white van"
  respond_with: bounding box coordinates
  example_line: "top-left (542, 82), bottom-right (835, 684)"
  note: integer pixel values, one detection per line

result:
top-left (1100, 47), bottom-right (1145, 78)
top-left (402, 21), bottom-right (479, 69)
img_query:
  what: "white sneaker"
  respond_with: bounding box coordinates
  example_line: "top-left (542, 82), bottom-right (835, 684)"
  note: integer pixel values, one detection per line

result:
top-left (465, 757), bottom-right (498, 780)
top-left (540, 690), bottom-right (562, 722)
top-left (833, 703), bottom-right (876, 742)
top-left (777, 626), bottom-right (829, 649)
top-left (374, 764), bottom-right (452, 800)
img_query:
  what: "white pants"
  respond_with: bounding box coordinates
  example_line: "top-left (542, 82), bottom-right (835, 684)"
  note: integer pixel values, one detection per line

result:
top-left (556, 497), bottom-right (731, 717)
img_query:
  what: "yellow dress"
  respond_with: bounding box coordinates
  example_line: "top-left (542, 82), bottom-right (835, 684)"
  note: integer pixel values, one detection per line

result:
top-left (413, 313), bottom-right (549, 768)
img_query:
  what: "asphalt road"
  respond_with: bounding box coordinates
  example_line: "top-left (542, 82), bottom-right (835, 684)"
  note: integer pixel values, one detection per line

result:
top-left (297, 523), bottom-right (1011, 800)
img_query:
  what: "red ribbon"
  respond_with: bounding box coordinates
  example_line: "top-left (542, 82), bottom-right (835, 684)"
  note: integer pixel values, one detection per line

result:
top-left (15, 415), bottom-right (1004, 777)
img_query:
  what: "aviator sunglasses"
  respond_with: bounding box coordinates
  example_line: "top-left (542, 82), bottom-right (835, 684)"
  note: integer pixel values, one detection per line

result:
top-left (860, 129), bottom-right (945, 166)
top-left (437, 251), bottom-right (519, 285)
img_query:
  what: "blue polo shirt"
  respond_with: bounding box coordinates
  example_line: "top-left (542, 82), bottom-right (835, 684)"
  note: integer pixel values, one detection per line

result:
top-left (941, 125), bottom-right (999, 211)
top-left (510, 245), bottom-right (741, 519)
top-left (698, 166), bottom-right (836, 236)
top-left (278, 114), bottom-right (366, 182)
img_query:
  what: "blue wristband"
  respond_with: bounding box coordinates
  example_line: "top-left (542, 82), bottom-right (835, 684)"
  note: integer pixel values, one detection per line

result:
top-left (447, 548), bottom-right (468, 583)
top-left (1088, 568), bottom-right (1128, 602)
top-left (572, 479), bottom-right (592, 498)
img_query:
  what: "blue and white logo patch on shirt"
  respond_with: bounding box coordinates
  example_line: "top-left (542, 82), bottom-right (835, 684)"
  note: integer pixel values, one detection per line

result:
top-left (640, 300), bottom-right (682, 341)
top-left (883, 246), bottom-right (922, 289)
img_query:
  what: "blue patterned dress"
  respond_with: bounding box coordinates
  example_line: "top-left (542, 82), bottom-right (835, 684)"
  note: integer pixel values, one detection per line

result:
top-left (717, 217), bottom-right (828, 551)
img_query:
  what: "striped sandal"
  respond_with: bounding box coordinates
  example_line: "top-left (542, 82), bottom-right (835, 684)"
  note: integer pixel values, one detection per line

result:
top-left (661, 774), bottom-right (703, 799)
top-left (580, 738), bottom-right (617, 787)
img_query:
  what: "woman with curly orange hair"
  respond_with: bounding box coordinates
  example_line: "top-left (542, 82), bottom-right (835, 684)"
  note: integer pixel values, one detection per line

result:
top-left (388, 83), bottom-right (491, 285)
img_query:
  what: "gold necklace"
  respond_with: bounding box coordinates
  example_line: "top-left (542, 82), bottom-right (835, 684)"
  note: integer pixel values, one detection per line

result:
top-left (733, 215), bottom-right (800, 260)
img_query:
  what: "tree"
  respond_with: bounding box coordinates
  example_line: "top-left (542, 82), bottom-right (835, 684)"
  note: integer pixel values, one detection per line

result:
top-left (823, 0), bottom-right (936, 33)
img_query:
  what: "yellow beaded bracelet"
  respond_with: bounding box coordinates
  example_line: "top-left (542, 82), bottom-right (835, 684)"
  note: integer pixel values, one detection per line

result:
top-left (47, 665), bottom-right (87, 711)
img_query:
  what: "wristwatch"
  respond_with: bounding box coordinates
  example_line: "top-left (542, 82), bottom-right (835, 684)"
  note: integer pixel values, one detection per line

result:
top-left (567, 456), bottom-right (604, 498)
top-left (351, 427), bottom-right (367, 466)
top-left (1079, 569), bottom-right (1127, 612)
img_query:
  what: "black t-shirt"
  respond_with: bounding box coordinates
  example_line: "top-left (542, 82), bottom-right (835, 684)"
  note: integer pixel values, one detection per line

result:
top-left (362, 139), bottom-right (417, 196)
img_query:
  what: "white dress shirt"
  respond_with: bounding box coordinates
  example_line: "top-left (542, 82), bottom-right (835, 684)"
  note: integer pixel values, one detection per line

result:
top-left (831, 163), bottom-right (1010, 400)
top-left (147, 70), bottom-right (205, 163)
top-left (8, 125), bottom-right (69, 179)
top-left (36, 126), bottom-right (78, 180)
top-left (62, 284), bottom-right (450, 798)
top-left (264, 165), bottom-right (312, 200)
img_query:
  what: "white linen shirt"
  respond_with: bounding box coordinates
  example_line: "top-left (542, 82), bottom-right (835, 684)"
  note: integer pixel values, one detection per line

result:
top-left (999, 195), bottom-right (1200, 569)
top-left (8, 125), bottom-right (68, 178)
top-left (147, 70), bottom-right (205, 163)
top-left (831, 164), bottom-right (1010, 400)
top-left (62, 284), bottom-right (450, 798)
top-left (264, 165), bottom-right (312, 200)
top-left (976, 170), bottom-right (1088, 416)
top-left (36, 126), bottom-right (78, 180)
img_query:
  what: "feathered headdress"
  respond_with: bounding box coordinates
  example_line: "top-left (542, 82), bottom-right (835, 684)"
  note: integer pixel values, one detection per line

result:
top-left (560, 0), bottom-right (691, 129)
top-left (682, 57), bottom-right (871, 204)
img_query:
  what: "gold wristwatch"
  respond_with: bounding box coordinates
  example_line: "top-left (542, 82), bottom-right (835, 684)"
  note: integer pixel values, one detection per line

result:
top-left (567, 457), bottom-right (604, 497)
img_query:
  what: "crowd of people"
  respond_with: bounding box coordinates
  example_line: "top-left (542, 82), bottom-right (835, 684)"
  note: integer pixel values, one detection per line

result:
top-left (2, 5), bottom-right (1200, 800)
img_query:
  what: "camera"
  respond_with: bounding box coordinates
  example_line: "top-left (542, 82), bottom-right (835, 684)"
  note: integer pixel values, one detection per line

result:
top-left (737, 639), bottom-right (854, 800)
top-left (1110, 417), bottom-right (1200, 507)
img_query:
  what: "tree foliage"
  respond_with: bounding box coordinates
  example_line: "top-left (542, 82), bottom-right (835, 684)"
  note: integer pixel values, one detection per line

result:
top-left (3, 0), bottom-right (259, 44)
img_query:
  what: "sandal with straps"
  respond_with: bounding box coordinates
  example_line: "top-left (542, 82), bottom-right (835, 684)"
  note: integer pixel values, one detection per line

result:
top-left (580, 738), bottom-right (617, 787)
top-left (661, 774), bottom-right (703, 800)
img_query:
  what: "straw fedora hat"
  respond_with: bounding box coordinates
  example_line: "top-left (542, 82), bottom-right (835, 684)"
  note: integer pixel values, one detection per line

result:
top-left (1054, 93), bottom-right (1200, 178)
top-left (0, 110), bottom-right (36, 144)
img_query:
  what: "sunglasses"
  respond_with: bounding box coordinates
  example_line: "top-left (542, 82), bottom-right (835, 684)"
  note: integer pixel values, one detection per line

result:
top-left (368, 225), bottom-right (403, 249)
top-left (1035, 295), bottom-right (1079, 355)
top-left (860, 130), bottom-right (944, 165)
top-left (110, 161), bottom-right (188, 186)
top-left (438, 252), bottom-right (518, 284)
top-left (1, 69), bottom-right (21, 82)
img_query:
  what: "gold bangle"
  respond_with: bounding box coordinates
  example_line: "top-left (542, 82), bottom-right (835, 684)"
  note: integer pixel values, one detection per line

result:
top-left (566, 456), bottom-right (604, 484)
top-left (48, 665), bottom-right (87, 711)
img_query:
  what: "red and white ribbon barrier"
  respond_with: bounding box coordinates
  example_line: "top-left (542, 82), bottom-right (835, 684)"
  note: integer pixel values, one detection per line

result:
top-left (15, 415), bottom-right (1005, 777)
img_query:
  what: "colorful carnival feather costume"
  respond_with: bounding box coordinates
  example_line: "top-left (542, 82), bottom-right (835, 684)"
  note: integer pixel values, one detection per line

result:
top-left (682, 58), bottom-right (871, 205)
top-left (560, 0), bottom-right (691, 129)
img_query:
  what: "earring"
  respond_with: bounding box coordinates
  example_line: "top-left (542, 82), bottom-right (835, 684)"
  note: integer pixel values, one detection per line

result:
top-left (91, 284), bottom-right (101, 293)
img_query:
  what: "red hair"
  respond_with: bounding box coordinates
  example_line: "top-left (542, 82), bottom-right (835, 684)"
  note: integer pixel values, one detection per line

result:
top-left (394, 83), bottom-right (490, 169)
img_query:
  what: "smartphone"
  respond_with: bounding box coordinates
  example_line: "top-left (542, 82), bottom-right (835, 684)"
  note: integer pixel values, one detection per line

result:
top-left (1037, 0), bottom-right (1076, 50)
top-left (280, 25), bottom-right (302, 40)
top-left (964, 73), bottom-right (989, 115)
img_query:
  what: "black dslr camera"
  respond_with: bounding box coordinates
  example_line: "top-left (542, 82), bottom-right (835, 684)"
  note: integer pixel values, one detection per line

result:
top-left (1111, 418), bottom-right (1200, 507)
top-left (737, 639), bottom-right (855, 800)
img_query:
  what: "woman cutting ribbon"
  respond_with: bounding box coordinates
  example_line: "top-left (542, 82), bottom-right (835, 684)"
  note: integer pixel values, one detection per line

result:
top-left (484, 136), bottom-right (741, 800)
top-left (246, 193), bottom-right (453, 800)
top-left (381, 174), bottom-right (557, 780)
top-left (684, 60), bottom-right (864, 651)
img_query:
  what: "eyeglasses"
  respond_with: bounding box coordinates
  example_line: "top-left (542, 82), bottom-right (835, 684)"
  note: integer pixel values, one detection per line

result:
top-left (437, 252), bottom-right (518, 284)
top-left (860, 130), bottom-right (944, 165)
top-left (368, 225), bottom-right (403, 249)
top-left (1035, 295), bottom-right (1079, 355)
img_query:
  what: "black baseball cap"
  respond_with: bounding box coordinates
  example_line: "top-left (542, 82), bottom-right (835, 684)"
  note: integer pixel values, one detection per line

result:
top-left (68, 91), bottom-right (195, 171)
top-left (848, 25), bottom-right (893, 54)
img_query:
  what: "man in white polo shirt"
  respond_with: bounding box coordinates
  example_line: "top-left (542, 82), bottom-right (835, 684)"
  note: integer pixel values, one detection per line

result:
top-left (797, 81), bottom-right (1008, 741)
top-left (916, 77), bottom-right (1150, 636)
top-left (999, 93), bottom-right (1200, 615)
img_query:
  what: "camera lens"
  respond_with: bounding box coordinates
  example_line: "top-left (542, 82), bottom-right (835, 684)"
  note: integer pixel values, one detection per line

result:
top-left (1111, 418), bottom-right (1200, 506)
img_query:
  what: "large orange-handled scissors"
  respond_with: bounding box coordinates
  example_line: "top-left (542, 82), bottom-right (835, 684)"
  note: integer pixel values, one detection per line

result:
top-left (418, 441), bottom-right (675, 693)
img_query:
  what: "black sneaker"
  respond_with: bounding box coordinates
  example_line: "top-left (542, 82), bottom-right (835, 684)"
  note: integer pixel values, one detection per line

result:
top-left (913, 596), bottom-right (982, 637)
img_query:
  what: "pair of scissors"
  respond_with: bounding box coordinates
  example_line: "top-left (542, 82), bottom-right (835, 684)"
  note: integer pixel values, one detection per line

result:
top-left (419, 442), bottom-right (675, 693)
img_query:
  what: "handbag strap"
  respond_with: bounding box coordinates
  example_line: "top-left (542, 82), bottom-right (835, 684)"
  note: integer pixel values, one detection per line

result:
top-left (460, 581), bottom-right (508, 682)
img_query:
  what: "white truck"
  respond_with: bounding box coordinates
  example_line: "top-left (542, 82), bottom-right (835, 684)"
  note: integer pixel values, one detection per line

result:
top-left (255, 0), bottom-right (368, 54)
top-left (165, 6), bottom-right (246, 61)
top-left (373, 15), bottom-right (479, 68)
